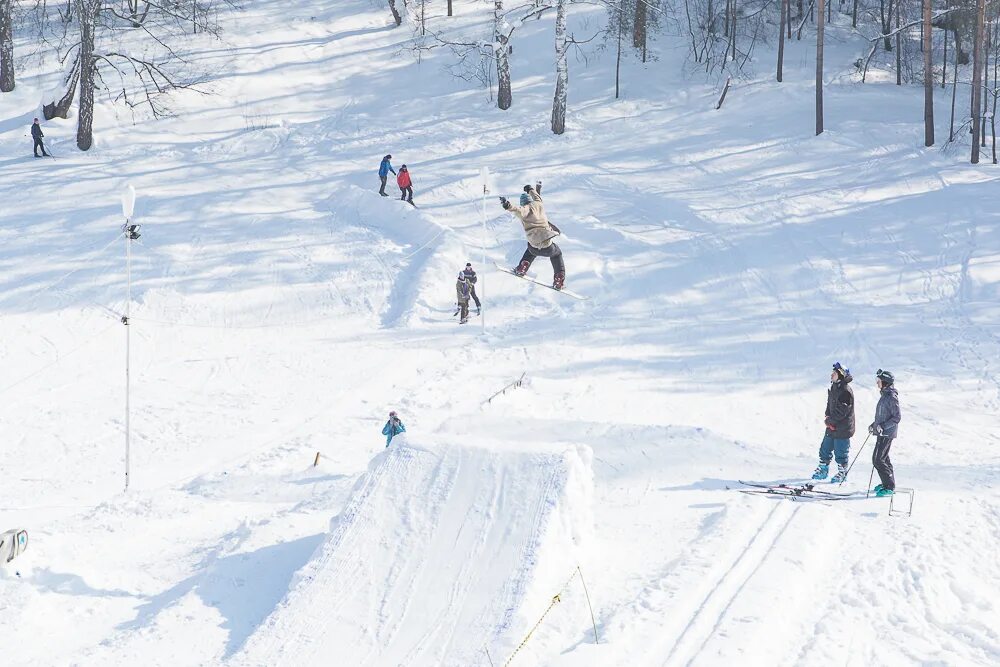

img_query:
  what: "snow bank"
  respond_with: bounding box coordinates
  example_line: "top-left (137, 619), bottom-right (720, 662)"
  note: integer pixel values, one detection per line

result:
top-left (231, 440), bottom-right (594, 666)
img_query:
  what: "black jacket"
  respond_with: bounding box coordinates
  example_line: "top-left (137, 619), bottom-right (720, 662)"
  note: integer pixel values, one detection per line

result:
top-left (31, 123), bottom-right (43, 139)
top-left (462, 268), bottom-right (477, 285)
top-left (871, 386), bottom-right (901, 438)
top-left (825, 373), bottom-right (856, 439)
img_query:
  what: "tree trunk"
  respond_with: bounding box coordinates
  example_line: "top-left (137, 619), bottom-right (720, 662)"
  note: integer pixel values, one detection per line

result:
top-left (77, 0), bottom-right (97, 151)
top-left (633, 0), bottom-right (647, 62)
top-left (778, 0), bottom-right (787, 82)
top-left (942, 26), bottom-right (948, 88)
top-left (731, 0), bottom-right (737, 61)
top-left (551, 0), bottom-right (568, 135)
top-left (615, 4), bottom-right (623, 98)
top-left (923, 0), bottom-right (934, 145)
top-left (816, 0), bottom-right (825, 134)
top-left (852, 0), bottom-right (858, 28)
top-left (950, 28), bottom-right (959, 142)
top-left (494, 1), bottom-right (511, 109)
top-left (44, 52), bottom-right (81, 119)
top-left (447, 0), bottom-right (453, 16)
top-left (388, 0), bottom-right (402, 26)
top-left (971, 0), bottom-right (985, 162)
top-left (896, 0), bottom-right (902, 85)
top-left (0, 0), bottom-right (13, 92)
top-left (982, 15), bottom-right (990, 146)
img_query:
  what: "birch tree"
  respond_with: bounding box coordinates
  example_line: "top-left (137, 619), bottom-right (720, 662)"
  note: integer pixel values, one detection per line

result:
top-left (0, 0), bottom-right (13, 92)
top-left (924, 0), bottom-right (934, 145)
top-left (971, 0), bottom-right (985, 162)
top-left (495, 1), bottom-right (512, 109)
top-left (552, 0), bottom-right (569, 134)
top-left (816, 0), bottom-right (825, 134)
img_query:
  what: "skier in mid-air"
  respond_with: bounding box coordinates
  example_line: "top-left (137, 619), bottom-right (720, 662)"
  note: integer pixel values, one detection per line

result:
top-left (868, 369), bottom-right (901, 497)
top-left (500, 181), bottom-right (565, 290)
top-left (382, 411), bottom-right (405, 447)
top-left (378, 154), bottom-right (396, 196)
top-left (811, 362), bottom-right (855, 483)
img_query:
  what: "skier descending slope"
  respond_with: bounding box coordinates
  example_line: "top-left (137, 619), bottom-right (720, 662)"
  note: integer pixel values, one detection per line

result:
top-left (811, 362), bottom-right (855, 483)
top-left (500, 181), bottom-right (565, 290)
top-left (382, 411), bottom-right (405, 447)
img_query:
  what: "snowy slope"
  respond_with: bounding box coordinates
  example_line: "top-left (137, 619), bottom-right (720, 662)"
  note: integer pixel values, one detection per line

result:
top-left (1, 0), bottom-right (999, 665)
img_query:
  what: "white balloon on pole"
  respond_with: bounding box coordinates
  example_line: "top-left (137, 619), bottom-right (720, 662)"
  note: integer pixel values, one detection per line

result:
top-left (121, 184), bottom-right (136, 219)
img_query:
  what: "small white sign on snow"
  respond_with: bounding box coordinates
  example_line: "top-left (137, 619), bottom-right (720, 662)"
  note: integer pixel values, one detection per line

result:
top-left (121, 184), bottom-right (137, 219)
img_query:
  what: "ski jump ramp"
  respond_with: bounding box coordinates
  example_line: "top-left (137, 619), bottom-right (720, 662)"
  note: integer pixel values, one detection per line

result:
top-left (232, 441), bottom-right (593, 666)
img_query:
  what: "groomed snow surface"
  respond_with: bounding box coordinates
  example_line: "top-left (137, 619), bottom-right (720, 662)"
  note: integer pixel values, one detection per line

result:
top-left (1, 1), bottom-right (999, 665)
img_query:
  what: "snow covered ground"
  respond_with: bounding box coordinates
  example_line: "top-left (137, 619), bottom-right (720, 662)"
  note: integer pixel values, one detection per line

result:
top-left (1, 1), bottom-right (999, 665)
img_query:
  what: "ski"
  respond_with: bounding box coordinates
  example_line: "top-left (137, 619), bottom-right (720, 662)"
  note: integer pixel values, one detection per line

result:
top-left (739, 488), bottom-right (851, 501)
top-left (493, 263), bottom-right (588, 300)
top-left (737, 480), bottom-right (856, 496)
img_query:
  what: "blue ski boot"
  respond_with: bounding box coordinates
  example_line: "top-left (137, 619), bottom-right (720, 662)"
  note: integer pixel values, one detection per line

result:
top-left (830, 463), bottom-right (849, 484)
top-left (811, 463), bottom-right (829, 480)
top-left (875, 487), bottom-right (895, 498)
top-left (873, 484), bottom-right (884, 494)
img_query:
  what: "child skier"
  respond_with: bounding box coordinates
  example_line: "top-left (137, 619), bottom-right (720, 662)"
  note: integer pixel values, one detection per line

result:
top-left (868, 369), bottom-right (901, 497)
top-left (500, 181), bottom-right (565, 290)
top-left (378, 154), bottom-right (396, 196)
top-left (397, 165), bottom-right (414, 205)
top-left (811, 362), bottom-right (856, 483)
top-left (456, 271), bottom-right (472, 324)
top-left (382, 411), bottom-right (406, 447)
top-left (462, 262), bottom-right (481, 315)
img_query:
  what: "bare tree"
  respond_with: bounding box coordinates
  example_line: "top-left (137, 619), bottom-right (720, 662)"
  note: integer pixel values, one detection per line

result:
top-left (0, 0), bottom-right (13, 92)
top-left (44, 51), bottom-right (81, 119)
top-left (633, 0), bottom-right (648, 61)
top-left (924, 0), bottom-right (934, 145)
top-left (495, 1), bottom-right (512, 109)
top-left (552, 0), bottom-right (569, 134)
top-left (816, 0), bottom-right (825, 134)
top-left (388, 0), bottom-right (402, 26)
top-left (971, 0), bottom-right (985, 162)
top-left (778, 0), bottom-right (787, 81)
top-left (76, 0), bottom-right (98, 150)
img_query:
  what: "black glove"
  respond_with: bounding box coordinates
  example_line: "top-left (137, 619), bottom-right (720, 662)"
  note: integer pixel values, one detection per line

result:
top-left (868, 423), bottom-right (877, 435)
top-left (499, 196), bottom-right (509, 208)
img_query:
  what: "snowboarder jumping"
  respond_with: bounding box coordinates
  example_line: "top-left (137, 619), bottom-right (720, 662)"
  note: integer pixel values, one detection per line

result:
top-left (382, 411), bottom-right (406, 447)
top-left (811, 362), bottom-right (855, 483)
top-left (462, 263), bottom-right (481, 314)
top-left (31, 119), bottom-right (49, 158)
top-left (456, 271), bottom-right (472, 324)
top-left (397, 164), bottom-right (414, 205)
top-left (378, 155), bottom-right (396, 197)
top-left (500, 181), bottom-right (565, 290)
top-left (868, 369), bottom-right (901, 497)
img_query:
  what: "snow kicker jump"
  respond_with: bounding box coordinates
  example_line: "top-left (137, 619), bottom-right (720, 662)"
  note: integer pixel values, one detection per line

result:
top-left (232, 442), bottom-right (593, 666)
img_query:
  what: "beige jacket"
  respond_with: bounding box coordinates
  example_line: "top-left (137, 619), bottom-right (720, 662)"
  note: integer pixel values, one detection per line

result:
top-left (505, 190), bottom-right (557, 249)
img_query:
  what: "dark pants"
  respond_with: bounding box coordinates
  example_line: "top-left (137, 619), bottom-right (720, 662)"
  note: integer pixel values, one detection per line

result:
top-left (469, 285), bottom-right (481, 308)
top-left (819, 433), bottom-right (850, 466)
top-left (519, 242), bottom-right (564, 276)
top-left (872, 436), bottom-right (895, 490)
top-left (379, 175), bottom-right (388, 195)
top-left (400, 186), bottom-right (413, 203)
top-left (33, 138), bottom-right (48, 157)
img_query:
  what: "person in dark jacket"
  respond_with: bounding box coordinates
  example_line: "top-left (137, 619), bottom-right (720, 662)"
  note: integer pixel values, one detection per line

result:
top-left (456, 271), bottom-right (472, 324)
top-left (811, 362), bottom-right (856, 482)
top-left (382, 410), bottom-right (405, 447)
top-left (868, 369), bottom-right (901, 497)
top-left (397, 164), bottom-right (414, 204)
top-left (462, 262), bottom-right (481, 314)
top-left (378, 155), bottom-right (396, 196)
top-left (31, 119), bottom-right (50, 158)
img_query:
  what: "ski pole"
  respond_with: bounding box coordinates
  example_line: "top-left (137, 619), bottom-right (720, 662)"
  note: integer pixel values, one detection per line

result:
top-left (866, 467), bottom-right (876, 498)
top-left (840, 433), bottom-right (871, 486)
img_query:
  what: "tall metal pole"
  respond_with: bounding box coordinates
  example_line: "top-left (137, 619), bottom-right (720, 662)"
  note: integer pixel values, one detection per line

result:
top-left (480, 167), bottom-right (490, 334)
top-left (120, 185), bottom-right (137, 492)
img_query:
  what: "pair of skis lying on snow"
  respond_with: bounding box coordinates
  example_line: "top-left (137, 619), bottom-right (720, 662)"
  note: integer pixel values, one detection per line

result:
top-left (735, 480), bottom-right (863, 501)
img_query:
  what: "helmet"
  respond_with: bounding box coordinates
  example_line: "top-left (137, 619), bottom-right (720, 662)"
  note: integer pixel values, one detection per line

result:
top-left (389, 410), bottom-right (397, 417)
top-left (519, 193), bottom-right (531, 206)
top-left (875, 369), bottom-right (894, 386)
top-left (832, 361), bottom-right (848, 378)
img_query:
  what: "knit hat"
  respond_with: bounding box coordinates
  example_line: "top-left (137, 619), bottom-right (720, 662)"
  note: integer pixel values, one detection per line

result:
top-left (465, 263), bottom-right (472, 268)
top-left (832, 362), bottom-right (848, 379)
top-left (519, 192), bottom-right (530, 206)
top-left (875, 369), bottom-right (894, 386)
top-left (458, 271), bottom-right (467, 280)
top-left (400, 164), bottom-right (407, 170)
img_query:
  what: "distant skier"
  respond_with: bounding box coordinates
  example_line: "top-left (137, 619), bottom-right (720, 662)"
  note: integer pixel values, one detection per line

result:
top-left (378, 154), bottom-right (396, 197)
top-left (500, 181), bottom-right (565, 290)
top-left (382, 410), bottom-right (406, 447)
top-left (868, 369), bottom-right (901, 497)
top-left (811, 362), bottom-right (855, 483)
top-left (462, 262), bottom-right (481, 315)
top-left (456, 271), bottom-right (472, 324)
top-left (31, 119), bottom-right (50, 158)
top-left (397, 164), bottom-right (414, 205)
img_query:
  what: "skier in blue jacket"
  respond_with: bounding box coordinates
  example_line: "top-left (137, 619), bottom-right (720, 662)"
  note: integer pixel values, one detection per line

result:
top-left (382, 410), bottom-right (405, 447)
top-left (378, 155), bottom-right (396, 197)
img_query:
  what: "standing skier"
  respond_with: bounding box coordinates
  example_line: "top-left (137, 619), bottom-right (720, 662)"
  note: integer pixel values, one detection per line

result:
top-left (31, 119), bottom-right (50, 158)
top-left (378, 155), bottom-right (396, 197)
top-left (382, 410), bottom-right (406, 447)
top-left (811, 362), bottom-right (856, 482)
top-left (456, 271), bottom-right (472, 324)
top-left (868, 369), bottom-right (901, 497)
top-left (462, 262), bottom-right (481, 315)
top-left (397, 164), bottom-right (414, 205)
top-left (500, 181), bottom-right (565, 290)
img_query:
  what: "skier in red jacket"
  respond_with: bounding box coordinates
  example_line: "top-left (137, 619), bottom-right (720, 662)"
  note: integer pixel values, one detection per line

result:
top-left (397, 165), bottom-right (414, 205)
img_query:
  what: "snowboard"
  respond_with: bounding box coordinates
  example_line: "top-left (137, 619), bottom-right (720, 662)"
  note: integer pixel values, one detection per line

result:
top-left (493, 263), bottom-right (588, 300)
top-left (0, 529), bottom-right (28, 565)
